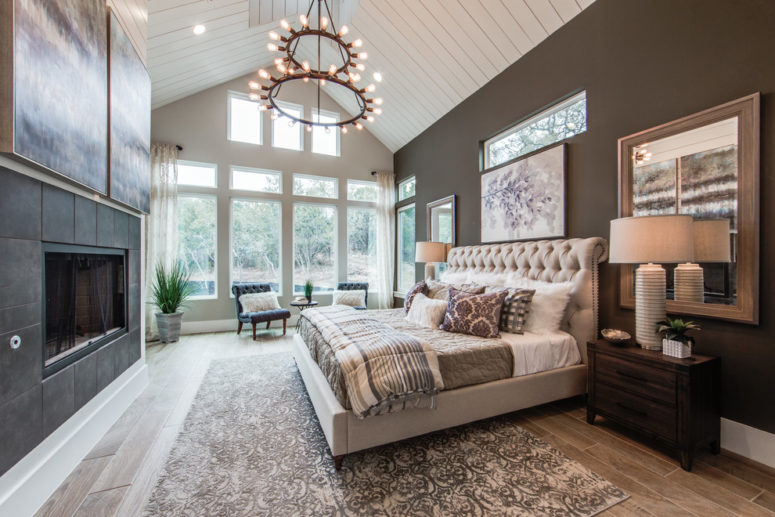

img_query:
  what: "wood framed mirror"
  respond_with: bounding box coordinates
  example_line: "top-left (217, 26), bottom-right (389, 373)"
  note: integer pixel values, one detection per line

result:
top-left (427, 195), bottom-right (455, 277)
top-left (618, 93), bottom-right (760, 323)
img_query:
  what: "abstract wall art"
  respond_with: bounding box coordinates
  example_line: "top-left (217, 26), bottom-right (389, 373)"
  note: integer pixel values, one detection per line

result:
top-left (109, 12), bottom-right (151, 213)
top-left (480, 143), bottom-right (566, 243)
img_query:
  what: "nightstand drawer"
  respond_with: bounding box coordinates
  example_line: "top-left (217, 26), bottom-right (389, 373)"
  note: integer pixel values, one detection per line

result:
top-left (596, 354), bottom-right (676, 404)
top-left (596, 383), bottom-right (677, 441)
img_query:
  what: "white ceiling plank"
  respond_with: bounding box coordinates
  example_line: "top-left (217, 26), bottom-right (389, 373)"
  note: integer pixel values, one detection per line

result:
top-left (549, 0), bottom-right (581, 23)
top-left (148, 15), bottom-right (252, 56)
top-left (148, 1), bottom-right (246, 37)
top-left (456, 0), bottom-right (520, 66)
top-left (149, 0), bottom-right (197, 14)
top-left (478, 0), bottom-right (533, 55)
top-left (576, 0), bottom-right (595, 9)
top-left (153, 44), bottom-right (269, 86)
top-left (150, 27), bottom-right (271, 70)
top-left (524, 0), bottom-right (563, 34)
top-left (506, 0), bottom-right (548, 46)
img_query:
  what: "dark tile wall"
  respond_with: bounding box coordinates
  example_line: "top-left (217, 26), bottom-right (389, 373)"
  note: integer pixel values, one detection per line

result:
top-left (0, 165), bottom-right (143, 476)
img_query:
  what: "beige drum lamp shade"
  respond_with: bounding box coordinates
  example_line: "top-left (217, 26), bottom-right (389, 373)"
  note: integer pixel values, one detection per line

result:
top-left (693, 219), bottom-right (731, 262)
top-left (415, 241), bottom-right (447, 280)
top-left (609, 215), bottom-right (694, 350)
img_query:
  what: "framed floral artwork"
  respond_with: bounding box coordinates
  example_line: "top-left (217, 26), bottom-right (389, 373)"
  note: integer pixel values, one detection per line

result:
top-left (480, 143), bottom-right (566, 243)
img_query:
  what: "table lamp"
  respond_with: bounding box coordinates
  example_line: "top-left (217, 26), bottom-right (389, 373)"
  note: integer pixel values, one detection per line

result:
top-left (674, 219), bottom-right (731, 302)
top-left (415, 241), bottom-right (447, 280)
top-left (609, 215), bottom-right (694, 350)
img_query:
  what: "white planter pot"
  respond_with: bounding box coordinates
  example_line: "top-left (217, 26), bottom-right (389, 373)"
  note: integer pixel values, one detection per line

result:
top-left (156, 312), bottom-right (184, 343)
top-left (662, 338), bottom-right (691, 359)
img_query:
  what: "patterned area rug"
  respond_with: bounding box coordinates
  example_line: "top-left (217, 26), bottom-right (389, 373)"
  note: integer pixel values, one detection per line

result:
top-left (145, 353), bottom-right (628, 516)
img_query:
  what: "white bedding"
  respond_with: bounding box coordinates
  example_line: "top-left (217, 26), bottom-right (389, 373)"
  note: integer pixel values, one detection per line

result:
top-left (499, 330), bottom-right (581, 377)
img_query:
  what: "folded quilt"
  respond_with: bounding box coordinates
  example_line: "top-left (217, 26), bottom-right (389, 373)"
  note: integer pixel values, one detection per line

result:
top-left (300, 305), bottom-right (444, 418)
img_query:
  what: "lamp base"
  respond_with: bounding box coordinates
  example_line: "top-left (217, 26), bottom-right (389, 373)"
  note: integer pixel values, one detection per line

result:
top-left (674, 263), bottom-right (704, 303)
top-left (635, 263), bottom-right (666, 350)
top-left (424, 263), bottom-right (436, 281)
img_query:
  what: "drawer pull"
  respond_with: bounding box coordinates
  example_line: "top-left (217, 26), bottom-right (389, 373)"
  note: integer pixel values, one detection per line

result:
top-left (615, 369), bottom-right (648, 383)
top-left (616, 402), bottom-right (648, 417)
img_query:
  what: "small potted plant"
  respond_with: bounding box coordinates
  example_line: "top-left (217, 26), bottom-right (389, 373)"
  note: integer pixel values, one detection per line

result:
top-left (656, 317), bottom-right (701, 358)
top-left (304, 279), bottom-right (314, 303)
top-left (150, 261), bottom-right (196, 343)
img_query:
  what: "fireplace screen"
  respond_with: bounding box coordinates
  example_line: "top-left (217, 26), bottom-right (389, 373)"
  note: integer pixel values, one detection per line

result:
top-left (44, 246), bottom-right (126, 371)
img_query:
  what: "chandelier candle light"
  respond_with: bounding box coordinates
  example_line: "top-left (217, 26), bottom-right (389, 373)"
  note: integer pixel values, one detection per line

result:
top-left (249, 0), bottom-right (383, 133)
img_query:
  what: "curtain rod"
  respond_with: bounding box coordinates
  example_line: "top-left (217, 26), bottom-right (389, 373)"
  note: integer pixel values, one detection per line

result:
top-left (176, 145), bottom-right (183, 151)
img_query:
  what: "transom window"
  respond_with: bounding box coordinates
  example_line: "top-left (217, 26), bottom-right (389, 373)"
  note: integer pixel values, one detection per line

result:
top-left (272, 101), bottom-right (303, 151)
top-left (293, 173), bottom-right (338, 199)
top-left (177, 160), bottom-right (217, 188)
top-left (228, 91), bottom-right (262, 145)
top-left (312, 110), bottom-right (340, 156)
top-left (231, 166), bottom-right (282, 193)
top-left (398, 176), bottom-right (416, 201)
top-left (347, 179), bottom-right (378, 202)
top-left (483, 90), bottom-right (587, 169)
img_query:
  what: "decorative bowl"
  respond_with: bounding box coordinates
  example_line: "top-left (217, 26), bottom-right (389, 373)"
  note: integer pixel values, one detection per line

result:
top-left (601, 328), bottom-right (631, 344)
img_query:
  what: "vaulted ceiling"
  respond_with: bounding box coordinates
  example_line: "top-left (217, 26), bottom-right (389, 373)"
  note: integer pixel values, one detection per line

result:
top-left (148, 0), bottom-right (595, 151)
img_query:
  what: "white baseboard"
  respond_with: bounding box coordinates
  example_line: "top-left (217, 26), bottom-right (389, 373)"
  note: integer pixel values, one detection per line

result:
top-left (181, 316), bottom-right (300, 335)
top-left (721, 417), bottom-right (775, 469)
top-left (0, 360), bottom-right (149, 517)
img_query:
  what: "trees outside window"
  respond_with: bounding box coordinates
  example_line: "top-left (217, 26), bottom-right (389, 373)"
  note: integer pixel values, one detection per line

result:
top-left (293, 173), bottom-right (337, 199)
top-left (347, 207), bottom-right (376, 285)
top-left (397, 204), bottom-right (416, 292)
top-left (347, 180), bottom-right (378, 202)
top-left (294, 204), bottom-right (336, 293)
top-left (398, 177), bottom-right (416, 201)
top-left (231, 199), bottom-right (281, 292)
top-left (177, 195), bottom-right (217, 297)
top-left (231, 166), bottom-right (281, 193)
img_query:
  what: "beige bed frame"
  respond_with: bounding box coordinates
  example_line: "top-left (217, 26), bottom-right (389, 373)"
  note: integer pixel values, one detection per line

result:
top-left (293, 237), bottom-right (609, 468)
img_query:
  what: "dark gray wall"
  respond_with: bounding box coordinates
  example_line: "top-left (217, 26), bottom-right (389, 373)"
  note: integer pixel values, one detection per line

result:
top-left (394, 0), bottom-right (775, 434)
top-left (0, 166), bottom-right (142, 475)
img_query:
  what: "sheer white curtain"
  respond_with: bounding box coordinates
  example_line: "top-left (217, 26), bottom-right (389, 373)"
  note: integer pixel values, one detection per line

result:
top-left (145, 144), bottom-right (179, 339)
top-left (375, 171), bottom-right (396, 309)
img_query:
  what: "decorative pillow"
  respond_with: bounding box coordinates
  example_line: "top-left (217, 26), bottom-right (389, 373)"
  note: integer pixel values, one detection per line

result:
top-left (524, 283), bottom-right (573, 333)
top-left (405, 293), bottom-right (447, 329)
top-left (404, 280), bottom-right (428, 313)
top-left (440, 288), bottom-right (508, 338)
top-left (426, 280), bottom-right (485, 302)
top-left (239, 292), bottom-right (280, 313)
top-left (333, 289), bottom-right (366, 307)
top-left (485, 286), bottom-right (536, 334)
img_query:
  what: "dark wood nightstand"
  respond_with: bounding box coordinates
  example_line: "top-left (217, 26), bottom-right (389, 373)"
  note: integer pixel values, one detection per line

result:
top-left (586, 339), bottom-right (720, 471)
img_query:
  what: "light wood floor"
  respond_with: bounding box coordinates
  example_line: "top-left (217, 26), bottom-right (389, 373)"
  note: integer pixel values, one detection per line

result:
top-left (36, 330), bottom-right (775, 517)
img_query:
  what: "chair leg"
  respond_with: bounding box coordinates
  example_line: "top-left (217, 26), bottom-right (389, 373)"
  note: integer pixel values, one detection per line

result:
top-left (252, 323), bottom-right (257, 341)
top-left (283, 318), bottom-right (287, 335)
top-left (237, 321), bottom-right (243, 335)
top-left (266, 321), bottom-right (271, 329)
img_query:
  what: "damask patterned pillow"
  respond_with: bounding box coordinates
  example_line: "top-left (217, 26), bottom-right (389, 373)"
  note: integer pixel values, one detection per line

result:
top-left (403, 280), bottom-right (428, 313)
top-left (485, 286), bottom-right (536, 334)
top-left (440, 288), bottom-right (508, 338)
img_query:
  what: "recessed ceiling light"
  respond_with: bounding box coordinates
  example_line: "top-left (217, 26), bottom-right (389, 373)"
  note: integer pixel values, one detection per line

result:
top-left (193, 24), bottom-right (206, 35)
top-left (372, 71), bottom-right (382, 82)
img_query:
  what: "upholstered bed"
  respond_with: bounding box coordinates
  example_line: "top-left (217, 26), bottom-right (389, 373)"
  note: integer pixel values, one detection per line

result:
top-left (292, 237), bottom-right (608, 468)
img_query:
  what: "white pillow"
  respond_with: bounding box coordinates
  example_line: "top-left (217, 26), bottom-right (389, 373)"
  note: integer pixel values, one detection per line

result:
top-left (239, 292), bottom-right (280, 312)
top-left (504, 272), bottom-right (530, 288)
top-left (467, 271), bottom-right (508, 288)
top-left (332, 289), bottom-right (366, 307)
top-left (523, 283), bottom-right (573, 333)
top-left (439, 270), bottom-right (470, 284)
top-left (405, 293), bottom-right (447, 329)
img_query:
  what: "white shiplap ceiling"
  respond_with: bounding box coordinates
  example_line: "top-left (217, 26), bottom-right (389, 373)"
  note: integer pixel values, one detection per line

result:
top-left (148, 0), bottom-right (596, 151)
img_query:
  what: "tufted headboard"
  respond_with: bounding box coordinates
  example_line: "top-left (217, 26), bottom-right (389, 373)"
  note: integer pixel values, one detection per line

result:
top-left (445, 238), bottom-right (608, 363)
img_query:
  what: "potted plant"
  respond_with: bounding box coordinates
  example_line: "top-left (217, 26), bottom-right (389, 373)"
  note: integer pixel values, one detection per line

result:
top-left (150, 261), bottom-right (196, 343)
top-left (304, 279), bottom-right (314, 303)
top-left (656, 317), bottom-right (701, 358)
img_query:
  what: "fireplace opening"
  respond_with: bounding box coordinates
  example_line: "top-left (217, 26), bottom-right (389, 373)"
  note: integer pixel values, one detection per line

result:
top-left (43, 244), bottom-right (127, 377)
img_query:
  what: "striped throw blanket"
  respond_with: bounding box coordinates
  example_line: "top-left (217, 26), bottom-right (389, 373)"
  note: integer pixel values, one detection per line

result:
top-left (301, 305), bottom-right (444, 418)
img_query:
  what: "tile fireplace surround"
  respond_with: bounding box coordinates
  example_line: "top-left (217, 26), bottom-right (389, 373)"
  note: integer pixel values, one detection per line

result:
top-left (0, 165), bottom-right (142, 476)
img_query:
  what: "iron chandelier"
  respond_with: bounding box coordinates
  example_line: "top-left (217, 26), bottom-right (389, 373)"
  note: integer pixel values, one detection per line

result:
top-left (248, 0), bottom-right (383, 134)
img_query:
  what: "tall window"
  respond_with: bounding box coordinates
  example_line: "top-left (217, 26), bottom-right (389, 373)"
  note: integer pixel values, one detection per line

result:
top-left (293, 173), bottom-right (338, 199)
top-left (272, 101), bottom-right (303, 151)
top-left (483, 90), bottom-right (587, 169)
top-left (398, 177), bottom-right (416, 201)
top-left (312, 110), bottom-right (340, 156)
top-left (177, 195), bottom-right (217, 298)
top-left (231, 199), bottom-right (281, 292)
top-left (178, 161), bottom-right (217, 188)
top-left (347, 207), bottom-right (376, 285)
top-left (231, 166), bottom-right (282, 193)
top-left (397, 204), bottom-right (416, 292)
top-left (347, 179), bottom-right (378, 202)
top-left (228, 91), bottom-right (262, 145)
top-left (294, 204), bottom-right (336, 293)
